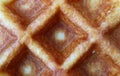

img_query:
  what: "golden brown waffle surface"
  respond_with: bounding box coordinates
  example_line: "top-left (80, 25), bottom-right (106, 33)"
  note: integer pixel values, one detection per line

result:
top-left (0, 0), bottom-right (120, 76)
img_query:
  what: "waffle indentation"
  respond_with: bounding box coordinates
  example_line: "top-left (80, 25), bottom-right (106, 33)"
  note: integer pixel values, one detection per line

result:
top-left (68, 0), bottom-right (112, 27)
top-left (68, 46), bottom-right (120, 76)
top-left (3, 46), bottom-right (53, 76)
top-left (42, 21), bottom-right (76, 51)
top-left (105, 24), bottom-right (120, 49)
top-left (7, 0), bottom-right (52, 29)
top-left (0, 25), bottom-right (16, 52)
top-left (33, 12), bottom-right (88, 64)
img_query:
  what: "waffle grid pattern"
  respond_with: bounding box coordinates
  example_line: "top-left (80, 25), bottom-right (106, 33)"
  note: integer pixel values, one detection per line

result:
top-left (0, 0), bottom-right (120, 76)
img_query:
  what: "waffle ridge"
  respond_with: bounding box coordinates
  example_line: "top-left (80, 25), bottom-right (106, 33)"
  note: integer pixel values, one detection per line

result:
top-left (0, 0), bottom-right (120, 76)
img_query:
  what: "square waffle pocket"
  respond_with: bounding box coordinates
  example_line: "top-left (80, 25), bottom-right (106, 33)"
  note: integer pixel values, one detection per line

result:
top-left (0, 0), bottom-right (120, 76)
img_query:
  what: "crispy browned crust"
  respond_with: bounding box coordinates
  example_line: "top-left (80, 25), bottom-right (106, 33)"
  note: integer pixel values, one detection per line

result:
top-left (0, 0), bottom-right (120, 76)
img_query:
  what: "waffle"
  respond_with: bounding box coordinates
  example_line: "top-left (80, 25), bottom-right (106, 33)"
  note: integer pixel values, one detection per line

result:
top-left (0, 0), bottom-right (120, 76)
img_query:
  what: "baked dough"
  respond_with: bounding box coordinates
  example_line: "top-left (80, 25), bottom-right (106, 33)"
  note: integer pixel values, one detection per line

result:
top-left (0, 0), bottom-right (120, 76)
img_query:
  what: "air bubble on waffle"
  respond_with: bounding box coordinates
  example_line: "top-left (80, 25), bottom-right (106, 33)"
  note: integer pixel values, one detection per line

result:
top-left (20, 62), bottom-right (34, 76)
top-left (22, 65), bottom-right (32, 75)
top-left (55, 30), bottom-right (66, 41)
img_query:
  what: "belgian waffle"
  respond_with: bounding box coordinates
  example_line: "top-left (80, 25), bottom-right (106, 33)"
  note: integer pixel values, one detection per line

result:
top-left (0, 0), bottom-right (120, 76)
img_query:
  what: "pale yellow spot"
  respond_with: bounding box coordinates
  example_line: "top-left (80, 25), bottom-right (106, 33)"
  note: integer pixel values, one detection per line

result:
top-left (20, 2), bottom-right (32, 10)
top-left (0, 0), bottom-right (13, 5)
top-left (55, 30), bottom-right (66, 41)
top-left (0, 72), bottom-right (9, 76)
top-left (0, 32), bottom-right (3, 44)
top-left (89, 0), bottom-right (102, 11)
top-left (87, 62), bottom-right (102, 73)
top-left (22, 64), bottom-right (32, 75)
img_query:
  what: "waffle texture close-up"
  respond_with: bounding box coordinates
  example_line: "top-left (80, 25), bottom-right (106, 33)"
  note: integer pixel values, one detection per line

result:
top-left (0, 0), bottom-right (120, 76)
